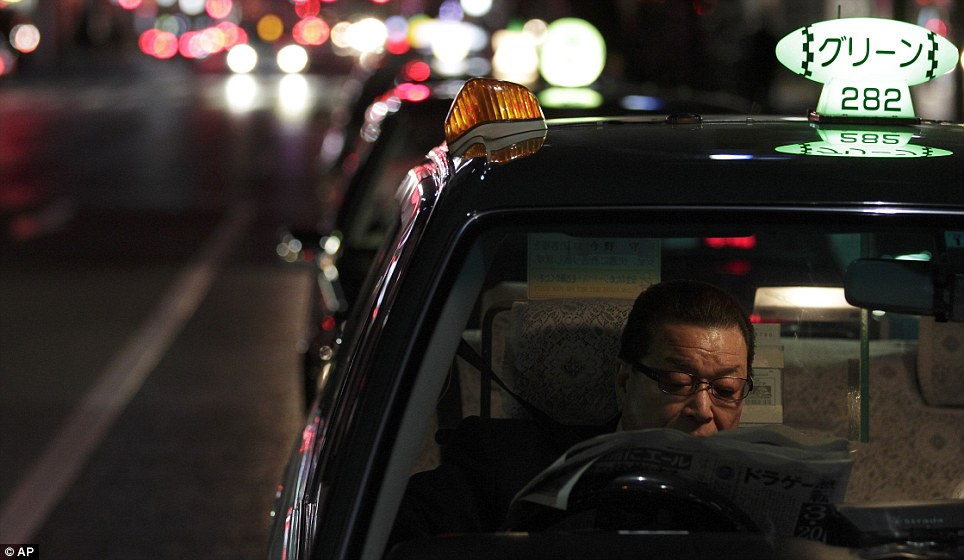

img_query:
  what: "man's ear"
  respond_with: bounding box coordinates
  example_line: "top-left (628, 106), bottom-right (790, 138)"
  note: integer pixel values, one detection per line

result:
top-left (614, 360), bottom-right (630, 410)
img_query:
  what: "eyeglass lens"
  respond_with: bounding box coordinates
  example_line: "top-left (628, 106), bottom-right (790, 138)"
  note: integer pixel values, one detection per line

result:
top-left (659, 371), bottom-right (749, 401)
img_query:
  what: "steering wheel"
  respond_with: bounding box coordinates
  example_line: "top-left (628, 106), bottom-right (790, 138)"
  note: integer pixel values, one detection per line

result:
top-left (505, 470), bottom-right (762, 534)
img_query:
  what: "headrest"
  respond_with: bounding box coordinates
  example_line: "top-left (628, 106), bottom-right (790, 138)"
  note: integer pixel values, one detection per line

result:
top-left (917, 317), bottom-right (964, 407)
top-left (500, 298), bottom-right (632, 426)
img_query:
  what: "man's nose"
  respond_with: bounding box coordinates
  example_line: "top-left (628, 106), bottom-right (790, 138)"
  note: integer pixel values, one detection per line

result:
top-left (685, 386), bottom-right (715, 421)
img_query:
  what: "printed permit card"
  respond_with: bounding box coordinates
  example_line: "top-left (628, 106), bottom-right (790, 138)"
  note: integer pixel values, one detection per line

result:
top-left (527, 233), bottom-right (660, 299)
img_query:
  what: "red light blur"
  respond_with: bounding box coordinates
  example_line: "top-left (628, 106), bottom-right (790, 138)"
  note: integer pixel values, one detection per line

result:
top-left (293, 17), bottom-right (330, 46)
top-left (692, 0), bottom-right (717, 16)
top-left (139, 29), bottom-right (178, 59)
top-left (295, 0), bottom-right (321, 18)
top-left (217, 21), bottom-right (246, 47)
top-left (720, 259), bottom-right (751, 276)
top-left (924, 18), bottom-right (949, 36)
top-left (385, 37), bottom-right (410, 55)
top-left (749, 313), bottom-right (762, 323)
top-left (394, 82), bottom-right (430, 102)
top-left (178, 31), bottom-right (200, 59)
top-left (138, 29), bottom-right (159, 53)
top-left (342, 153), bottom-right (360, 175)
top-left (321, 316), bottom-right (337, 331)
top-left (118, 0), bottom-right (142, 9)
top-left (402, 60), bottom-right (431, 81)
top-left (298, 424), bottom-right (316, 454)
top-left (704, 235), bottom-right (756, 250)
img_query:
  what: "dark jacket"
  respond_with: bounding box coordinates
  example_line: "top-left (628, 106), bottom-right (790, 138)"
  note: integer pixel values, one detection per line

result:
top-left (389, 415), bottom-right (616, 546)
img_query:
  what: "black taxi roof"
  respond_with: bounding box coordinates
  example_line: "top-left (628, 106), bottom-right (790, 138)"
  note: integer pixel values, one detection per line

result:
top-left (436, 115), bottom-right (964, 214)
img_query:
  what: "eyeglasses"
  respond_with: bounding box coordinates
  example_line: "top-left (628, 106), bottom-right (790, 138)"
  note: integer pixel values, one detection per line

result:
top-left (632, 363), bottom-right (753, 403)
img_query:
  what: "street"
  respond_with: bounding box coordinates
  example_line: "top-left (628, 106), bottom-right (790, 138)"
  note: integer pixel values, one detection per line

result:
top-left (1, 57), bottom-right (340, 558)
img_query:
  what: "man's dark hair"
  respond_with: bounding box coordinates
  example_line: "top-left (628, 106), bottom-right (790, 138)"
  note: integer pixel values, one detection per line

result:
top-left (618, 280), bottom-right (755, 374)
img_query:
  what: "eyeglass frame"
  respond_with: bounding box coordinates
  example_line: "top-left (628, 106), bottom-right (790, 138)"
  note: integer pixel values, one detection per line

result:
top-left (631, 363), bottom-right (754, 403)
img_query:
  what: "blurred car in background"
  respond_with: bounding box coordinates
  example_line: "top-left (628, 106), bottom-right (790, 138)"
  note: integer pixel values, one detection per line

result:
top-left (269, 16), bottom-right (964, 560)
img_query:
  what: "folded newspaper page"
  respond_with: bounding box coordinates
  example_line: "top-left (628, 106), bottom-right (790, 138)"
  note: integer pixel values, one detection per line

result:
top-left (509, 425), bottom-right (853, 542)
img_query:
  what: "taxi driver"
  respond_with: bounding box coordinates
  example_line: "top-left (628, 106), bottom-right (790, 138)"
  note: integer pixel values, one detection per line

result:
top-left (390, 280), bottom-right (754, 545)
top-left (615, 280), bottom-right (755, 436)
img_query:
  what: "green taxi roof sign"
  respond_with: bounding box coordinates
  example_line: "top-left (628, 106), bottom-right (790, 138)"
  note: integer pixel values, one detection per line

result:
top-left (775, 17), bottom-right (959, 120)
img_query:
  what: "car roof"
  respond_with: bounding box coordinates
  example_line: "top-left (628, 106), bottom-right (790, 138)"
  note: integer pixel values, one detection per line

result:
top-left (436, 116), bottom-right (964, 213)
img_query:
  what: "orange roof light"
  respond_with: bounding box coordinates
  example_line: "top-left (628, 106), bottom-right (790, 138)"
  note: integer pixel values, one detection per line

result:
top-left (444, 78), bottom-right (547, 164)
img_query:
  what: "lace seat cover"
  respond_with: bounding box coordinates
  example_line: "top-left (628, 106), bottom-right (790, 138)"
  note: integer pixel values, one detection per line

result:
top-left (499, 298), bottom-right (632, 426)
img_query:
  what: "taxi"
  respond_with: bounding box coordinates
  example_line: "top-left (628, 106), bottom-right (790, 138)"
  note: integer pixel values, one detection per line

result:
top-left (269, 17), bottom-right (964, 560)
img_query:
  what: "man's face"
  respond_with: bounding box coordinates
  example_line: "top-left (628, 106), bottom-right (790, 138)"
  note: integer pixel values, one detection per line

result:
top-left (615, 322), bottom-right (748, 436)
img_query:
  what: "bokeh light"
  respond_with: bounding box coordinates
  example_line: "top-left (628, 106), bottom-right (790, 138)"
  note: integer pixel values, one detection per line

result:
top-left (156, 13), bottom-right (190, 35)
top-left (329, 21), bottom-right (352, 49)
top-left (217, 21), bottom-right (246, 47)
top-left (394, 82), bottom-right (431, 102)
top-left (438, 0), bottom-right (462, 21)
top-left (278, 74), bottom-right (311, 120)
top-left (10, 24), bottom-right (41, 54)
top-left (138, 28), bottom-right (178, 59)
top-left (294, 0), bottom-right (320, 18)
top-left (460, 0), bottom-right (492, 18)
top-left (522, 18), bottom-right (548, 45)
top-left (539, 18), bottom-right (606, 87)
top-left (345, 17), bottom-right (387, 53)
top-left (402, 59), bottom-right (431, 81)
top-left (205, 0), bottom-right (232, 19)
top-left (178, 30), bottom-right (201, 58)
top-left (430, 21), bottom-right (473, 64)
top-left (178, 0), bottom-right (205, 16)
top-left (385, 15), bottom-right (409, 54)
top-left (0, 49), bottom-right (15, 76)
top-left (257, 14), bottom-right (284, 42)
top-left (406, 14), bottom-right (432, 50)
top-left (224, 73), bottom-right (260, 113)
top-left (293, 17), bottom-right (330, 46)
top-left (226, 43), bottom-right (257, 73)
top-left (276, 44), bottom-right (308, 73)
top-left (492, 29), bottom-right (538, 85)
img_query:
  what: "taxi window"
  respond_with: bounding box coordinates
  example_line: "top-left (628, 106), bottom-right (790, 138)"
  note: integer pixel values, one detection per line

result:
top-left (410, 215), bottom-right (961, 505)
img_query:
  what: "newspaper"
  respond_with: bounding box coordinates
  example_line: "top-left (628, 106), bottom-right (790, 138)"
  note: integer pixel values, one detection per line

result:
top-left (508, 425), bottom-right (853, 542)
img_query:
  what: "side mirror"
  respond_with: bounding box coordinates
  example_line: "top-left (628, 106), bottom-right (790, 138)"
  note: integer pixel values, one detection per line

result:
top-left (844, 259), bottom-right (963, 322)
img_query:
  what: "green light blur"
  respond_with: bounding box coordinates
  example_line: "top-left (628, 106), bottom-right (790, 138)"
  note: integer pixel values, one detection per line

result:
top-left (538, 87), bottom-right (603, 109)
top-left (539, 18), bottom-right (606, 88)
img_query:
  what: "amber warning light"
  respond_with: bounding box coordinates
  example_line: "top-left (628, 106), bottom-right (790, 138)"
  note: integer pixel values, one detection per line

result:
top-left (444, 78), bottom-right (547, 164)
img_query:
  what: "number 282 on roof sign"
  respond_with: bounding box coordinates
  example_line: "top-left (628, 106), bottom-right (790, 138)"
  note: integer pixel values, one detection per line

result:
top-left (775, 18), bottom-right (959, 119)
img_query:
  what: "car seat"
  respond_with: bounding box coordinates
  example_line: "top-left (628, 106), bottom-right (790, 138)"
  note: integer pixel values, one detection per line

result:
top-left (780, 319), bottom-right (964, 502)
top-left (493, 298), bottom-right (632, 426)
